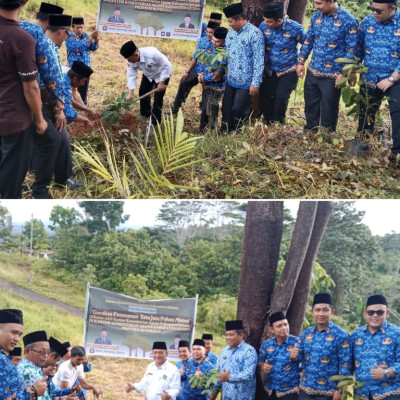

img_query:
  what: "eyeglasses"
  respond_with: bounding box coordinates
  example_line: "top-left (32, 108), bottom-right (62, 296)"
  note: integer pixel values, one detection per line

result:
top-left (30, 349), bottom-right (51, 356)
top-left (368, 6), bottom-right (384, 14)
top-left (366, 310), bottom-right (386, 316)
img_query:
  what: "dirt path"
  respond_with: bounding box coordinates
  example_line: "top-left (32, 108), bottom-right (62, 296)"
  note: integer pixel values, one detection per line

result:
top-left (0, 278), bottom-right (84, 318)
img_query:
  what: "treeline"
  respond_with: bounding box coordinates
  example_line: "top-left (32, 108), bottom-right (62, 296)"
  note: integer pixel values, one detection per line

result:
top-left (0, 201), bottom-right (399, 330)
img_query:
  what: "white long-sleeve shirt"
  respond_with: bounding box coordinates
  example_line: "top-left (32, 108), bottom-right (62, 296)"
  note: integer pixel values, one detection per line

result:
top-left (126, 47), bottom-right (172, 90)
top-left (133, 360), bottom-right (181, 400)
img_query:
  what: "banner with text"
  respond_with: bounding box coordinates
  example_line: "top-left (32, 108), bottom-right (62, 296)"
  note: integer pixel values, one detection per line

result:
top-left (84, 286), bottom-right (197, 360)
top-left (97, 0), bottom-right (204, 41)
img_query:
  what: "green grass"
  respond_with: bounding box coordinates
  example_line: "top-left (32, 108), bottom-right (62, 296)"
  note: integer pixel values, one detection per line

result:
top-left (0, 289), bottom-right (83, 346)
top-left (0, 252), bottom-right (86, 310)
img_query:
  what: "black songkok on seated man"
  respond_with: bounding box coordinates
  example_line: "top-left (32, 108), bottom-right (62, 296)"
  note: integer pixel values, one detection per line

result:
top-left (71, 60), bottom-right (93, 78)
top-left (49, 337), bottom-right (68, 357)
top-left (366, 294), bottom-right (388, 307)
top-left (269, 311), bottom-right (286, 326)
top-left (207, 20), bottom-right (219, 30)
top-left (192, 339), bottom-right (205, 347)
top-left (39, 2), bottom-right (64, 15)
top-left (48, 14), bottom-right (72, 28)
top-left (214, 27), bottom-right (228, 39)
top-left (72, 17), bottom-right (84, 25)
top-left (152, 341), bottom-right (167, 350)
top-left (9, 347), bottom-right (22, 357)
top-left (0, 309), bottom-right (23, 324)
top-left (223, 2), bottom-right (244, 18)
top-left (178, 340), bottom-right (190, 348)
top-left (62, 341), bottom-right (71, 348)
top-left (263, 2), bottom-right (284, 19)
top-left (210, 12), bottom-right (222, 20)
top-left (225, 320), bottom-right (244, 331)
top-left (23, 330), bottom-right (48, 346)
top-left (371, 0), bottom-right (396, 3)
top-left (120, 40), bottom-right (137, 58)
top-left (202, 333), bottom-right (213, 341)
top-left (312, 293), bottom-right (333, 307)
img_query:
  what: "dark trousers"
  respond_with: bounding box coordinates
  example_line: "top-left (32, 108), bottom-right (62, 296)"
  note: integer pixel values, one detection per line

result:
top-left (0, 127), bottom-right (32, 199)
top-left (78, 76), bottom-right (90, 105)
top-left (260, 71), bottom-right (299, 124)
top-left (139, 75), bottom-right (170, 125)
top-left (267, 390), bottom-right (299, 400)
top-left (31, 106), bottom-right (73, 198)
top-left (200, 87), bottom-right (223, 132)
top-left (221, 82), bottom-right (251, 132)
top-left (357, 81), bottom-right (400, 155)
top-left (304, 70), bottom-right (341, 132)
top-left (299, 391), bottom-right (332, 400)
top-left (172, 70), bottom-right (199, 112)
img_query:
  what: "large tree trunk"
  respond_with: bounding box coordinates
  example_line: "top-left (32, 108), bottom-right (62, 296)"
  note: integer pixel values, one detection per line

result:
top-left (270, 202), bottom-right (318, 312)
top-left (286, 202), bottom-right (333, 335)
top-left (237, 201), bottom-right (283, 349)
top-left (287, 0), bottom-right (309, 24)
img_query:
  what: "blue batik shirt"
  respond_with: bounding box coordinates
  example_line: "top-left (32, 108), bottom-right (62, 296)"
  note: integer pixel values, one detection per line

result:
top-left (181, 357), bottom-right (215, 400)
top-left (225, 22), bottom-right (265, 89)
top-left (66, 32), bottom-right (99, 68)
top-left (201, 22), bottom-right (207, 38)
top-left (47, 377), bottom-right (73, 398)
top-left (20, 21), bottom-right (64, 102)
top-left (259, 18), bottom-right (305, 75)
top-left (258, 335), bottom-right (301, 396)
top-left (0, 350), bottom-right (30, 400)
top-left (213, 340), bottom-right (258, 400)
top-left (199, 46), bottom-right (227, 89)
top-left (298, 321), bottom-right (352, 396)
top-left (357, 10), bottom-right (400, 87)
top-left (193, 36), bottom-right (214, 74)
top-left (351, 321), bottom-right (400, 400)
top-left (17, 358), bottom-right (51, 400)
top-left (62, 74), bottom-right (79, 124)
top-left (299, 6), bottom-right (358, 78)
top-left (177, 358), bottom-right (192, 400)
top-left (205, 350), bottom-right (219, 366)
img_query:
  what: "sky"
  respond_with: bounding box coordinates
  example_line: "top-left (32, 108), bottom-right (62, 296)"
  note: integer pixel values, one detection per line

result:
top-left (1, 199), bottom-right (398, 236)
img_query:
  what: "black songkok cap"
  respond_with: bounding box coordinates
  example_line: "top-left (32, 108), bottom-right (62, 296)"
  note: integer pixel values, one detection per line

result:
top-left (263, 2), bottom-right (284, 18)
top-left (371, 0), bottom-right (396, 3)
top-left (269, 311), bottom-right (286, 326)
top-left (312, 293), bottom-right (333, 307)
top-left (48, 14), bottom-right (72, 28)
top-left (202, 333), bottom-right (213, 340)
top-left (223, 3), bottom-right (244, 18)
top-left (214, 27), bottom-right (228, 39)
top-left (9, 347), bottom-right (22, 357)
top-left (225, 320), bottom-right (244, 331)
top-left (185, 13), bottom-right (191, 17)
top-left (23, 330), bottom-right (48, 346)
top-left (210, 12), bottom-right (222, 20)
top-left (207, 20), bottom-right (219, 30)
top-left (366, 294), bottom-right (388, 307)
top-left (178, 340), bottom-right (190, 348)
top-left (62, 341), bottom-right (71, 348)
top-left (72, 17), bottom-right (84, 25)
top-left (152, 341), bottom-right (167, 350)
top-left (193, 339), bottom-right (205, 347)
top-left (0, 309), bottom-right (23, 325)
top-left (39, 2), bottom-right (64, 14)
top-left (120, 40), bottom-right (137, 58)
top-left (49, 337), bottom-right (68, 357)
top-left (71, 61), bottom-right (93, 78)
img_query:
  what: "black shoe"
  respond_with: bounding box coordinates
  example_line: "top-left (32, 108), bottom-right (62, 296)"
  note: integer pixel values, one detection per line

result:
top-left (65, 178), bottom-right (84, 190)
top-left (164, 109), bottom-right (178, 116)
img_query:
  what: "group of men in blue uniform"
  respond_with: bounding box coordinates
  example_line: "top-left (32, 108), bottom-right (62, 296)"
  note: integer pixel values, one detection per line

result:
top-left (0, 0), bottom-right (100, 199)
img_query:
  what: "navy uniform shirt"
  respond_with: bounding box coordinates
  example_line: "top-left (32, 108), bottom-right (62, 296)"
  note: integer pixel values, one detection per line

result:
top-left (298, 321), bottom-right (352, 396)
top-left (259, 18), bottom-right (305, 76)
top-left (205, 350), bottom-right (219, 366)
top-left (351, 321), bottom-right (400, 400)
top-left (66, 32), bottom-right (99, 68)
top-left (258, 335), bottom-right (301, 396)
top-left (193, 36), bottom-right (214, 74)
top-left (299, 6), bottom-right (358, 78)
top-left (358, 10), bottom-right (400, 87)
top-left (181, 357), bottom-right (215, 400)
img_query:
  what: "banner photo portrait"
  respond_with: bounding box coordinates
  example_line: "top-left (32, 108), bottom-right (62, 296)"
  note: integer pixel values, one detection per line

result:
top-left (84, 286), bottom-right (198, 360)
top-left (97, 0), bottom-right (205, 41)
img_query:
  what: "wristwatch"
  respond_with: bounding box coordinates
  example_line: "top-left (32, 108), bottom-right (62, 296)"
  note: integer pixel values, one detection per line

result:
top-left (388, 76), bottom-right (396, 83)
top-left (384, 369), bottom-right (391, 378)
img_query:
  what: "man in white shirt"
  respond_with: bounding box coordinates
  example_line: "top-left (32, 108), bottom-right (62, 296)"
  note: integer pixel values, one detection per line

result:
top-left (120, 40), bottom-right (172, 127)
top-left (52, 346), bottom-right (101, 398)
top-left (125, 341), bottom-right (181, 400)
